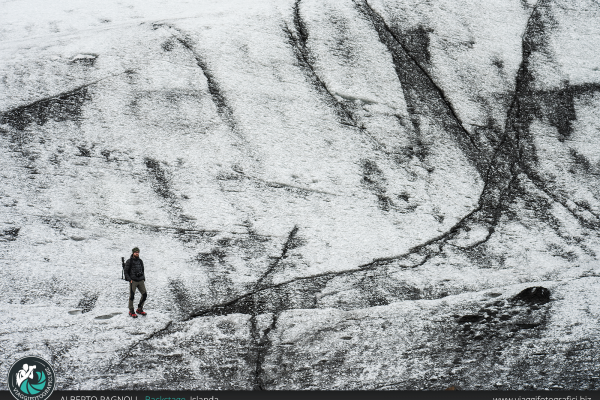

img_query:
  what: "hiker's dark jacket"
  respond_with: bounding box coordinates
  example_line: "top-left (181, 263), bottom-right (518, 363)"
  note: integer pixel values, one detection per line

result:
top-left (124, 256), bottom-right (145, 282)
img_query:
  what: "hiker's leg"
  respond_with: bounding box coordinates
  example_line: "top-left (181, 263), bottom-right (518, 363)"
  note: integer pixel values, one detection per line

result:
top-left (128, 281), bottom-right (138, 311)
top-left (137, 281), bottom-right (147, 310)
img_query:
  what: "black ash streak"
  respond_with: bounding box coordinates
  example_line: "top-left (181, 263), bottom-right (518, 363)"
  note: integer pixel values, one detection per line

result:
top-left (144, 157), bottom-right (176, 202)
top-left (355, 0), bottom-right (483, 164)
top-left (105, 216), bottom-right (281, 239)
top-left (454, 0), bottom-right (559, 239)
top-left (1, 227), bottom-right (20, 241)
top-left (151, 22), bottom-right (238, 133)
top-left (354, 0), bottom-right (518, 247)
top-left (0, 72), bottom-right (132, 133)
top-left (351, 0), bottom-right (500, 250)
top-left (504, 1), bottom-right (600, 228)
top-left (256, 225), bottom-right (300, 288)
top-left (143, 157), bottom-right (194, 228)
top-left (250, 313), bottom-right (279, 390)
top-left (231, 169), bottom-right (341, 197)
top-left (0, 86), bottom-right (90, 132)
top-left (283, 0), bottom-right (358, 127)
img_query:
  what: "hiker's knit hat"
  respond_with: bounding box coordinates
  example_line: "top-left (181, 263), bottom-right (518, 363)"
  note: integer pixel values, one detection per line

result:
top-left (132, 247), bottom-right (140, 253)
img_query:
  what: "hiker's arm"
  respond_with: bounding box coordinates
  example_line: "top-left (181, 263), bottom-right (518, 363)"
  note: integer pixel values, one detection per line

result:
top-left (124, 259), bottom-right (132, 282)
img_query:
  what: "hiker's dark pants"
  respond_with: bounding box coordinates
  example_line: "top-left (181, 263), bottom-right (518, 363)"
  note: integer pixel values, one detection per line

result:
top-left (129, 280), bottom-right (147, 311)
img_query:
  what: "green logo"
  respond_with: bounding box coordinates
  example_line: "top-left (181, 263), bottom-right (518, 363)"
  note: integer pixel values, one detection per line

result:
top-left (8, 357), bottom-right (55, 400)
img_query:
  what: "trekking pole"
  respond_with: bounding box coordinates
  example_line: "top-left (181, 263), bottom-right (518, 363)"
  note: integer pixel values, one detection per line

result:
top-left (121, 257), bottom-right (125, 280)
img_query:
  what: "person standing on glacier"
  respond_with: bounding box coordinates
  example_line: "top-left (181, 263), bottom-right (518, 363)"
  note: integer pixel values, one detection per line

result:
top-left (123, 247), bottom-right (147, 318)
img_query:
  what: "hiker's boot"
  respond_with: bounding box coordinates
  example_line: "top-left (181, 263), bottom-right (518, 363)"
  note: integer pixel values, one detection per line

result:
top-left (129, 310), bottom-right (138, 318)
top-left (136, 308), bottom-right (147, 316)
